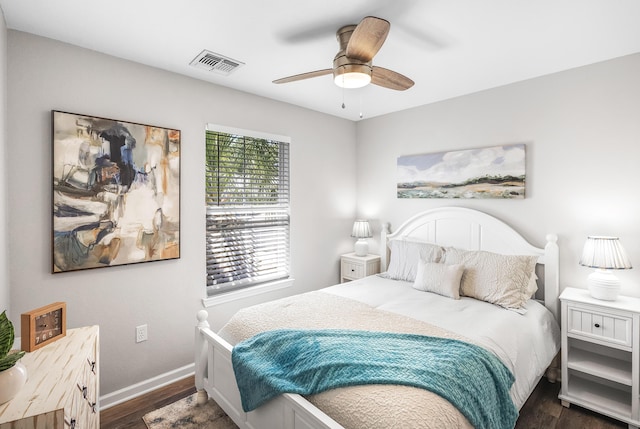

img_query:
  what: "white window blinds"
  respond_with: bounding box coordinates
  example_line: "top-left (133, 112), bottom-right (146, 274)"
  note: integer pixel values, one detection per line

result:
top-left (205, 129), bottom-right (290, 296)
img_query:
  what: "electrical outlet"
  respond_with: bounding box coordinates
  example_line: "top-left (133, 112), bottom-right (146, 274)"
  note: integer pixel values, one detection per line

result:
top-left (136, 324), bottom-right (148, 343)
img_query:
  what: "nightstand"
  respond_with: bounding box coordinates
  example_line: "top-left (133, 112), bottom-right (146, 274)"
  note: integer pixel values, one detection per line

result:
top-left (559, 287), bottom-right (640, 428)
top-left (340, 253), bottom-right (380, 283)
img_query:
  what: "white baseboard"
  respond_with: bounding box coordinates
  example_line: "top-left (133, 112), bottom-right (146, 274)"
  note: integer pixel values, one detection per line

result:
top-left (100, 363), bottom-right (195, 410)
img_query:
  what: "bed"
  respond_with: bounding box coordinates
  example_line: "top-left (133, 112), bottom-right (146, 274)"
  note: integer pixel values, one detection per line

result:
top-left (195, 207), bottom-right (561, 429)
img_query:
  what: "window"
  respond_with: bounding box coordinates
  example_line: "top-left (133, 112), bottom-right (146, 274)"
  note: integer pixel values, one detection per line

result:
top-left (205, 126), bottom-right (290, 296)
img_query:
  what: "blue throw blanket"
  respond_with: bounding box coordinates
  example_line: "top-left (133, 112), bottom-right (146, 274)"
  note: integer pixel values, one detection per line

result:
top-left (232, 329), bottom-right (517, 429)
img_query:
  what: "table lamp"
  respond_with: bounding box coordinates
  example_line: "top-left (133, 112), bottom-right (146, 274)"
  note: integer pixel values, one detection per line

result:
top-left (579, 236), bottom-right (632, 301)
top-left (351, 220), bottom-right (372, 256)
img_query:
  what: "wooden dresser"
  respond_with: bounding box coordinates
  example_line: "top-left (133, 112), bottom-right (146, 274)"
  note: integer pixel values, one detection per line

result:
top-left (0, 326), bottom-right (99, 429)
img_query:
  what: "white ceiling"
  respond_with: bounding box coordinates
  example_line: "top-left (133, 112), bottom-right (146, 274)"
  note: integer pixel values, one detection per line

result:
top-left (1, 0), bottom-right (640, 121)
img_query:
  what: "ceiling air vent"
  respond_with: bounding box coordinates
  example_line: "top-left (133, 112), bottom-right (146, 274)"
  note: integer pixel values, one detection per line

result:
top-left (189, 50), bottom-right (244, 76)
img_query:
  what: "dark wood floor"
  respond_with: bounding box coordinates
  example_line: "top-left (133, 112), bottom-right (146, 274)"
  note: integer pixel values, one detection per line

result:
top-left (100, 375), bottom-right (626, 429)
top-left (515, 378), bottom-right (625, 429)
top-left (100, 376), bottom-right (196, 429)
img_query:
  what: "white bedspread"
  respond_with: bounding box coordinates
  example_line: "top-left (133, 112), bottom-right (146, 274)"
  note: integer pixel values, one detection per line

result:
top-left (322, 274), bottom-right (561, 409)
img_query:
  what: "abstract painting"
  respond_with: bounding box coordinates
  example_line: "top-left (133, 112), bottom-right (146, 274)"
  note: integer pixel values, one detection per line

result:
top-left (397, 144), bottom-right (525, 199)
top-left (52, 111), bottom-right (180, 273)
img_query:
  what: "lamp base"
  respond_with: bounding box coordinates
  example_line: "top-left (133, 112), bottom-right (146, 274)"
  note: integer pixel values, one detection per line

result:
top-left (587, 269), bottom-right (621, 301)
top-left (354, 239), bottom-right (369, 257)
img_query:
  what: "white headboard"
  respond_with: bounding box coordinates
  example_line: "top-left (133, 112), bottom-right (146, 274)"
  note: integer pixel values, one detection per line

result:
top-left (379, 207), bottom-right (559, 320)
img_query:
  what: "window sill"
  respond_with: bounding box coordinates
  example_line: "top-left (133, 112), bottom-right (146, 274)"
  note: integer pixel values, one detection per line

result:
top-left (202, 278), bottom-right (295, 307)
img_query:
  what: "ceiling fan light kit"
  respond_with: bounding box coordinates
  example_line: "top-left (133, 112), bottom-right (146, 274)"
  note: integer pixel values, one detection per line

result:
top-left (273, 16), bottom-right (414, 91)
top-left (334, 64), bottom-right (372, 88)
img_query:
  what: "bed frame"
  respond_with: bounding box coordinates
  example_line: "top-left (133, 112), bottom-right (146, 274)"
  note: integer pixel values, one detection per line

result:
top-left (194, 207), bottom-right (559, 429)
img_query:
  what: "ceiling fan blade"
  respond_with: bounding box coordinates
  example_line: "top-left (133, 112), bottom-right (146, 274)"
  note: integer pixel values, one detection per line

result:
top-left (346, 16), bottom-right (390, 62)
top-left (371, 66), bottom-right (414, 91)
top-left (273, 69), bottom-right (333, 84)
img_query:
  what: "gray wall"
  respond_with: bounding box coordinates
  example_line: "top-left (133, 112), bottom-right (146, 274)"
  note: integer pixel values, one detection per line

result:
top-left (0, 10), bottom-right (8, 316)
top-left (356, 53), bottom-right (640, 296)
top-left (6, 31), bottom-right (357, 396)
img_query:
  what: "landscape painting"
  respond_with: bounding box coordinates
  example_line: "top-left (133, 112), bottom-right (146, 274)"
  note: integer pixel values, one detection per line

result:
top-left (397, 144), bottom-right (525, 199)
top-left (52, 111), bottom-right (180, 273)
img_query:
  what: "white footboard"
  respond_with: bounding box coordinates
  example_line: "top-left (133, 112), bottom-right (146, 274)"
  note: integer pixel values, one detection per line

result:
top-left (195, 310), bottom-right (344, 429)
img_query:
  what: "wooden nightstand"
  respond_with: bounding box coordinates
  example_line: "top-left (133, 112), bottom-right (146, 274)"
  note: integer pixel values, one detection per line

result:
top-left (340, 253), bottom-right (380, 283)
top-left (559, 287), bottom-right (640, 428)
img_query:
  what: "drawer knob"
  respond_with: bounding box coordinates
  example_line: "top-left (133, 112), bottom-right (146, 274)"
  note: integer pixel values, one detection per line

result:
top-left (351, 269), bottom-right (355, 272)
top-left (594, 323), bottom-right (600, 328)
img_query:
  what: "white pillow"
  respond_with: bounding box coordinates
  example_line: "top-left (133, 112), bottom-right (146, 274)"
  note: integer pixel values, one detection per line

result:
top-left (442, 247), bottom-right (537, 310)
top-left (412, 262), bottom-right (464, 299)
top-left (380, 239), bottom-right (444, 282)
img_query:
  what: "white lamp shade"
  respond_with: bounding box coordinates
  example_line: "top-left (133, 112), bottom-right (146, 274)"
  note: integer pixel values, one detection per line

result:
top-left (351, 220), bottom-right (372, 239)
top-left (579, 236), bottom-right (632, 301)
top-left (579, 236), bottom-right (632, 270)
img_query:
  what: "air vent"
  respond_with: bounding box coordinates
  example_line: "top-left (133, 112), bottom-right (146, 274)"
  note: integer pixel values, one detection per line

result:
top-left (189, 50), bottom-right (244, 75)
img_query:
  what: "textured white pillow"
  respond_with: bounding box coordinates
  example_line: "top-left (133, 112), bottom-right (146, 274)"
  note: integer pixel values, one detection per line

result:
top-left (380, 239), bottom-right (444, 282)
top-left (412, 262), bottom-right (464, 299)
top-left (442, 247), bottom-right (538, 310)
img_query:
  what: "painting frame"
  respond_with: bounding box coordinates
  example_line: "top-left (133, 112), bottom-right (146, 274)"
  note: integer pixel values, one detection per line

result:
top-left (397, 143), bottom-right (526, 199)
top-left (52, 110), bottom-right (181, 273)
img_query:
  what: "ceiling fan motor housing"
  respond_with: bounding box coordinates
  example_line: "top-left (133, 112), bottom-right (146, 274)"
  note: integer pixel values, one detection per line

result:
top-left (333, 55), bottom-right (372, 84)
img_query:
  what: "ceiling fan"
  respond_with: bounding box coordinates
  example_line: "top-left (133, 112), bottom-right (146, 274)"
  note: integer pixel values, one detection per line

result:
top-left (273, 16), bottom-right (414, 91)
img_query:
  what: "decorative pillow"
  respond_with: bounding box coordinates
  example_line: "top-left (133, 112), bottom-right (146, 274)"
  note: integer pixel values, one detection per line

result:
top-left (380, 239), bottom-right (444, 282)
top-left (412, 262), bottom-right (464, 299)
top-left (442, 247), bottom-right (538, 310)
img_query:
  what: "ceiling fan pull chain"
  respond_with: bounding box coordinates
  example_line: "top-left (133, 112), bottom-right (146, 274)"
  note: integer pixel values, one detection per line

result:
top-left (341, 80), bottom-right (346, 109)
